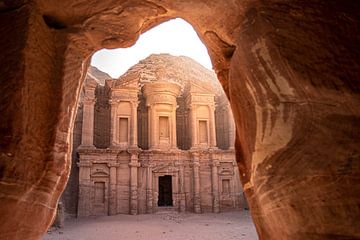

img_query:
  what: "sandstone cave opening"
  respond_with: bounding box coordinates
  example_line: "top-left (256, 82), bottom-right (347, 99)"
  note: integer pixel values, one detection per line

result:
top-left (54, 17), bottom-right (248, 235)
top-left (1, 2), bottom-right (358, 240)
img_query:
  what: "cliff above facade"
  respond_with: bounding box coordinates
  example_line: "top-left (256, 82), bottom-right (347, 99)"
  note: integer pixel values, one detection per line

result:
top-left (110, 54), bottom-right (224, 96)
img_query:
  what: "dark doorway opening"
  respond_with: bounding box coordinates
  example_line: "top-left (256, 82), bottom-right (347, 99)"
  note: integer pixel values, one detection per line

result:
top-left (158, 175), bottom-right (173, 206)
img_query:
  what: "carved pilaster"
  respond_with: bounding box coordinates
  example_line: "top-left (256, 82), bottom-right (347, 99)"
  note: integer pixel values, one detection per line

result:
top-left (177, 161), bottom-right (186, 212)
top-left (80, 97), bottom-right (96, 148)
top-left (192, 153), bottom-right (201, 213)
top-left (209, 104), bottom-right (217, 149)
top-left (146, 164), bottom-right (153, 213)
top-left (190, 105), bottom-right (198, 149)
top-left (108, 162), bottom-right (119, 215)
top-left (171, 105), bottom-right (178, 149)
top-left (129, 154), bottom-right (140, 215)
top-left (77, 161), bottom-right (92, 217)
top-left (148, 104), bottom-right (157, 150)
top-left (130, 101), bottom-right (139, 148)
top-left (211, 159), bottom-right (220, 213)
top-left (109, 99), bottom-right (119, 148)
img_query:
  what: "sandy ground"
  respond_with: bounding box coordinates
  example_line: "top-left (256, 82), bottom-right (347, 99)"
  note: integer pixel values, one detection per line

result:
top-left (43, 210), bottom-right (258, 240)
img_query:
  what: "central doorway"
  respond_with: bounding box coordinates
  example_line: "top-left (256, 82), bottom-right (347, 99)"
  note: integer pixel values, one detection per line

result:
top-left (158, 175), bottom-right (173, 206)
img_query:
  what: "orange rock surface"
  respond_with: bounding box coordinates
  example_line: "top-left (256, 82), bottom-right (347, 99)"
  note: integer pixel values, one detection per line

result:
top-left (0, 1), bottom-right (359, 239)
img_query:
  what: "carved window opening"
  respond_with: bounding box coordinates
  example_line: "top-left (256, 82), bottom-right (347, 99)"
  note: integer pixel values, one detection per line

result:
top-left (159, 116), bottom-right (169, 139)
top-left (119, 117), bottom-right (129, 143)
top-left (222, 179), bottom-right (230, 195)
top-left (94, 182), bottom-right (105, 204)
top-left (199, 120), bottom-right (208, 143)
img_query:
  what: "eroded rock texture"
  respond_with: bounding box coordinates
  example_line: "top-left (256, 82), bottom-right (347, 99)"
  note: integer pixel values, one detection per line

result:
top-left (0, 1), bottom-right (359, 239)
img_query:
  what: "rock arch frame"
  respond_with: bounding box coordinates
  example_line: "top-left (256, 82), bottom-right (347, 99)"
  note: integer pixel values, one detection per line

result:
top-left (0, 0), bottom-right (359, 239)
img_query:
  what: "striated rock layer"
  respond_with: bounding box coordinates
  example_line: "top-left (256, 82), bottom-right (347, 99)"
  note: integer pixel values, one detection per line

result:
top-left (0, 1), bottom-right (359, 239)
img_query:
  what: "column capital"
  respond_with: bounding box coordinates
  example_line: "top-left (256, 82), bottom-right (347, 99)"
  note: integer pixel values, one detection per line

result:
top-left (188, 104), bottom-right (197, 110)
top-left (107, 162), bottom-right (120, 168)
top-left (142, 162), bottom-right (154, 168)
top-left (193, 158), bottom-right (200, 167)
top-left (83, 97), bottom-right (95, 105)
top-left (174, 161), bottom-right (185, 167)
top-left (131, 101), bottom-right (139, 108)
top-left (211, 159), bottom-right (220, 167)
top-left (109, 99), bottom-right (120, 105)
top-left (129, 150), bottom-right (139, 157)
top-left (129, 162), bottom-right (141, 167)
top-left (77, 162), bottom-right (92, 167)
top-left (191, 152), bottom-right (200, 159)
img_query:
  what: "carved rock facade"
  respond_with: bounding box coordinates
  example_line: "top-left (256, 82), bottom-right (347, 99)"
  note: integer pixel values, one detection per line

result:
top-left (72, 54), bottom-right (243, 216)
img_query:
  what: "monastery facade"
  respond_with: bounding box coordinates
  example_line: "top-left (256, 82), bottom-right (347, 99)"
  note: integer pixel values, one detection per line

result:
top-left (71, 54), bottom-right (244, 216)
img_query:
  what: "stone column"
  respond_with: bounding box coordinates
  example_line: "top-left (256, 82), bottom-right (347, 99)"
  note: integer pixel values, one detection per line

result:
top-left (80, 97), bottom-right (95, 148)
top-left (173, 174), bottom-right (179, 209)
top-left (178, 162), bottom-right (186, 212)
top-left (171, 105), bottom-right (178, 149)
top-left (130, 101), bottom-right (138, 148)
top-left (77, 161), bottom-right (92, 217)
top-left (109, 100), bottom-right (118, 147)
top-left (228, 104), bottom-right (235, 150)
top-left (146, 164), bottom-right (153, 213)
top-left (108, 163), bottom-right (118, 215)
top-left (149, 104), bottom-right (157, 149)
top-left (192, 154), bottom-right (201, 213)
top-left (211, 159), bottom-right (220, 213)
top-left (190, 105), bottom-right (197, 149)
top-left (129, 153), bottom-right (139, 215)
top-left (209, 104), bottom-right (217, 148)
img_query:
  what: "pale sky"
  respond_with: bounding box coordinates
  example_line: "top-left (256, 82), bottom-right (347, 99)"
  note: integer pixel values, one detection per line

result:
top-left (91, 18), bottom-right (213, 78)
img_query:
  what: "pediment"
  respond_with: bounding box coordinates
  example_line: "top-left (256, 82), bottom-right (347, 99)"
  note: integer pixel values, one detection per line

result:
top-left (189, 81), bottom-right (214, 94)
top-left (117, 150), bottom-right (131, 159)
top-left (219, 168), bottom-right (233, 175)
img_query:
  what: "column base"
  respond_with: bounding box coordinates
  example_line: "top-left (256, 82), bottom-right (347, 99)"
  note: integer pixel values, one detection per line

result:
top-left (194, 205), bottom-right (201, 214)
top-left (180, 198), bottom-right (186, 213)
top-left (129, 145), bottom-right (139, 150)
top-left (213, 199), bottom-right (220, 213)
top-left (109, 144), bottom-right (122, 149)
top-left (78, 145), bottom-right (96, 150)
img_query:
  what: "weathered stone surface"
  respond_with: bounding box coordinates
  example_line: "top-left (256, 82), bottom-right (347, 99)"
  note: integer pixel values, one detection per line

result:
top-left (72, 55), bottom-right (241, 217)
top-left (0, 1), bottom-right (359, 239)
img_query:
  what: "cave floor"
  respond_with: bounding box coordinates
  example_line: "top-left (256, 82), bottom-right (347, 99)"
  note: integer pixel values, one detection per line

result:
top-left (43, 210), bottom-right (257, 240)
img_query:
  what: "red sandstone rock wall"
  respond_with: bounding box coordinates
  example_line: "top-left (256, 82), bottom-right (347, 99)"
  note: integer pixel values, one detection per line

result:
top-left (0, 1), bottom-right (359, 239)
